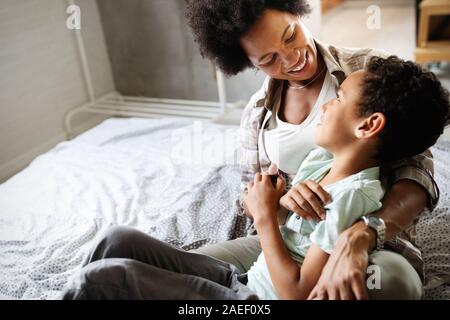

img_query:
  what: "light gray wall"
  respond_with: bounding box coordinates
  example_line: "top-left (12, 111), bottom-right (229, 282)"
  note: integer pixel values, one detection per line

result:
top-left (0, 0), bottom-right (114, 181)
top-left (96, 0), bottom-right (322, 103)
top-left (96, 0), bottom-right (266, 103)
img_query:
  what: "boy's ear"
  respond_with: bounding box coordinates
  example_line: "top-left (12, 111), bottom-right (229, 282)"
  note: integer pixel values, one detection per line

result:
top-left (354, 112), bottom-right (386, 139)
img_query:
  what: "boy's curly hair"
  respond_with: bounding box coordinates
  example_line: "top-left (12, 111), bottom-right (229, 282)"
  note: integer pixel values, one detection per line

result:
top-left (185, 0), bottom-right (311, 76)
top-left (360, 56), bottom-right (450, 163)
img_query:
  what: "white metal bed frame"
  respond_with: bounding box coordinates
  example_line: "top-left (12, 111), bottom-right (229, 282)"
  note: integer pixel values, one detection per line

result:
top-left (64, 0), bottom-right (243, 139)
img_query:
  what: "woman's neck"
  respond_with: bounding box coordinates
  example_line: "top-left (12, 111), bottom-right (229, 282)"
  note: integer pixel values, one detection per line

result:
top-left (279, 53), bottom-right (327, 125)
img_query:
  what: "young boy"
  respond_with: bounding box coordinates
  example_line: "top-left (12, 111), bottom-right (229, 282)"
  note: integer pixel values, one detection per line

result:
top-left (244, 56), bottom-right (449, 299)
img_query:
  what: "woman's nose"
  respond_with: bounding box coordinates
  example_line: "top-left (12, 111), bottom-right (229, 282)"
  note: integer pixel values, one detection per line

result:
top-left (280, 48), bottom-right (299, 69)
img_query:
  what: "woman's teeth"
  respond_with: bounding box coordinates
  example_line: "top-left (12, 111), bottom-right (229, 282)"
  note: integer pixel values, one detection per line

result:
top-left (289, 52), bottom-right (308, 73)
top-left (290, 59), bottom-right (306, 73)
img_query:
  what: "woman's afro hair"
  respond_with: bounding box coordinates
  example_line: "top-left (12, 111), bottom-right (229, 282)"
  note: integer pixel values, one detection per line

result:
top-left (186, 0), bottom-right (311, 75)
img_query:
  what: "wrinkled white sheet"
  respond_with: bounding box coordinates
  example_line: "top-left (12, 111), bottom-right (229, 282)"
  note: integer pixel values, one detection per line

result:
top-left (0, 118), bottom-right (250, 299)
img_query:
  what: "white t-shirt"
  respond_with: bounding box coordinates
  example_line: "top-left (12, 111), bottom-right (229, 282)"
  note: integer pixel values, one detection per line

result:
top-left (263, 71), bottom-right (338, 178)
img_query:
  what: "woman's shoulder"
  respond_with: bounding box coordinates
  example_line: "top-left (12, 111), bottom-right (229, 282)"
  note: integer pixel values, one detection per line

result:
top-left (317, 40), bottom-right (390, 74)
top-left (247, 76), bottom-right (271, 106)
top-left (240, 76), bottom-right (279, 127)
top-left (335, 46), bottom-right (390, 73)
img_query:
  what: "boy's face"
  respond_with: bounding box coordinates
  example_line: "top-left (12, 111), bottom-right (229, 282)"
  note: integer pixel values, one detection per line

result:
top-left (315, 70), bottom-right (367, 152)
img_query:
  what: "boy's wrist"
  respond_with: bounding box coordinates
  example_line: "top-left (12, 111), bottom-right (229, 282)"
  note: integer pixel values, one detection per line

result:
top-left (254, 211), bottom-right (277, 229)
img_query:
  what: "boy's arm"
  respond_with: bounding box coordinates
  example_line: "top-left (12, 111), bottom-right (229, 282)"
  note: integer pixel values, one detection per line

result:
top-left (298, 245), bottom-right (330, 298)
top-left (255, 215), bottom-right (329, 300)
top-left (259, 197), bottom-right (376, 301)
top-left (246, 173), bottom-right (305, 299)
top-left (247, 173), bottom-right (328, 299)
top-left (253, 217), bottom-right (300, 299)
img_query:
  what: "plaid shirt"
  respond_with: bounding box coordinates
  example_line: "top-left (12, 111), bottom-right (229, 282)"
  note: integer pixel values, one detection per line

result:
top-left (238, 39), bottom-right (439, 277)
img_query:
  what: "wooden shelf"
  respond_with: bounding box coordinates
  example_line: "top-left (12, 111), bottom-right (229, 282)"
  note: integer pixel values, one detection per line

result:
top-left (415, 41), bottom-right (450, 62)
top-left (415, 0), bottom-right (450, 62)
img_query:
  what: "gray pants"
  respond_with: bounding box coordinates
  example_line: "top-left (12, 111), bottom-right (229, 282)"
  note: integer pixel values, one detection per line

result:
top-left (192, 235), bottom-right (424, 300)
top-left (61, 226), bottom-right (258, 300)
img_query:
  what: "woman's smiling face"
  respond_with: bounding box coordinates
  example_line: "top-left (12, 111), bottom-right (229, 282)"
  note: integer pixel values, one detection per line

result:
top-left (239, 9), bottom-right (320, 82)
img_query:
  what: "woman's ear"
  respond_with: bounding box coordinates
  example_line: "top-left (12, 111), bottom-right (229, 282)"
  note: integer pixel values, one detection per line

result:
top-left (354, 113), bottom-right (386, 139)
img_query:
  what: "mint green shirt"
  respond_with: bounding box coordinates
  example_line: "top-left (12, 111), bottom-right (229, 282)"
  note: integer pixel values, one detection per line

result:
top-left (246, 148), bottom-right (384, 300)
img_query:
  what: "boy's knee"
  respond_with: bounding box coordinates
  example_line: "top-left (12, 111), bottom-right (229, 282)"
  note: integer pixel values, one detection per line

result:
top-left (101, 226), bottom-right (137, 246)
top-left (62, 259), bottom-right (129, 300)
top-left (368, 250), bottom-right (423, 300)
top-left (99, 226), bottom-right (142, 253)
top-left (84, 226), bottom-right (141, 264)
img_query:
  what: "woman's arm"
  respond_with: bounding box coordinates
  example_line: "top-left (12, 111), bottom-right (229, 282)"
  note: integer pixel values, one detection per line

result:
top-left (308, 179), bottom-right (428, 300)
top-left (374, 179), bottom-right (428, 241)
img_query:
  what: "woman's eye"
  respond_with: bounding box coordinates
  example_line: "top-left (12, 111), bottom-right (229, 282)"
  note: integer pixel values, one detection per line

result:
top-left (264, 54), bottom-right (277, 66)
top-left (286, 31), bottom-right (296, 43)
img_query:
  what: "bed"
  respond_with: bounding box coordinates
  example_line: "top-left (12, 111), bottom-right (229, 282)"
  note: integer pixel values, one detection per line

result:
top-left (0, 117), bottom-right (250, 299)
top-left (0, 117), bottom-right (449, 299)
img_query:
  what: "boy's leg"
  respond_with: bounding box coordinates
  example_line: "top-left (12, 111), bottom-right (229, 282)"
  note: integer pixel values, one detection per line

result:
top-left (367, 250), bottom-right (423, 300)
top-left (84, 226), bottom-right (239, 286)
top-left (62, 258), bottom-right (258, 300)
top-left (191, 235), bottom-right (262, 273)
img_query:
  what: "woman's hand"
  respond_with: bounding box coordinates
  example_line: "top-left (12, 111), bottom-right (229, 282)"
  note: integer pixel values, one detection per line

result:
top-left (279, 180), bottom-right (331, 221)
top-left (245, 173), bottom-right (286, 225)
top-left (307, 221), bottom-right (373, 300)
top-left (308, 179), bottom-right (429, 300)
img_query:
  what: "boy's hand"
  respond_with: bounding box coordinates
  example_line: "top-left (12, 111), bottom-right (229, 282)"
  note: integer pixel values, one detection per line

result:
top-left (279, 180), bottom-right (331, 221)
top-left (245, 173), bottom-right (286, 225)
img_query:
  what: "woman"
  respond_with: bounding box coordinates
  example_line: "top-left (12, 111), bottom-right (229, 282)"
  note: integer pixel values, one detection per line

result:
top-left (63, 0), bottom-right (437, 300)
top-left (187, 0), bottom-right (437, 299)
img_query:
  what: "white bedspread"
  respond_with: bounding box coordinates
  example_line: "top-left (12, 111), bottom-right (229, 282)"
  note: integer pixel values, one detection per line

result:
top-left (0, 118), bottom-right (249, 299)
